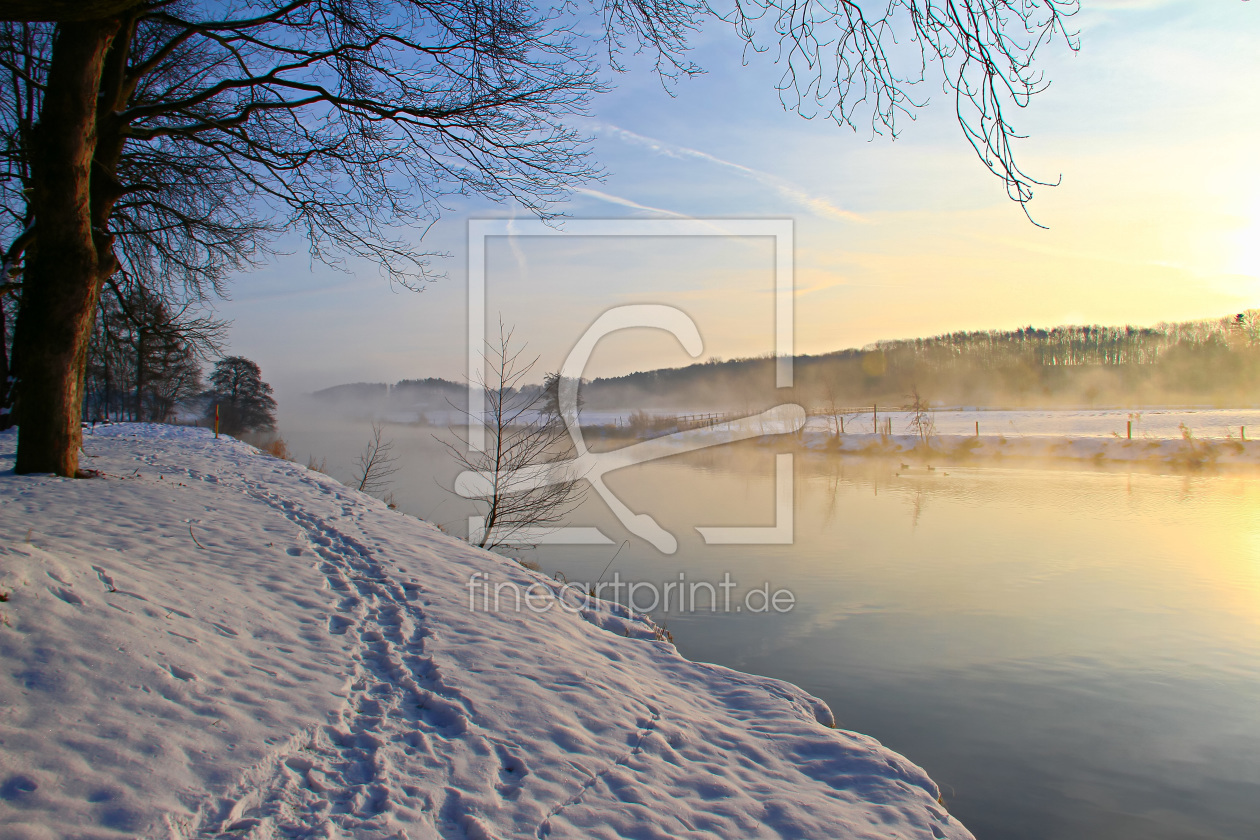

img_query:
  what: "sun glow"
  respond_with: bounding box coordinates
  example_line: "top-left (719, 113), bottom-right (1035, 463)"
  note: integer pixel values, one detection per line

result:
top-left (1232, 204), bottom-right (1260, 280)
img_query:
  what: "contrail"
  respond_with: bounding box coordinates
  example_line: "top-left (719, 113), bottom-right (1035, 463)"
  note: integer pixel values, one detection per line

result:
top-left (505, 209), bottom-right (530, 284)
top-left (573, 188), bottom-right (737, 236)
top-left (574, 187), bottom-right (692, 218)
top-left (591, 122), bottom-right (867, 224)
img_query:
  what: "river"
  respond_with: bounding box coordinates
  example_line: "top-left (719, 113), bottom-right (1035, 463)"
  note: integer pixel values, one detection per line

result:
top-left (278, 410), bottom-right (1260, 840)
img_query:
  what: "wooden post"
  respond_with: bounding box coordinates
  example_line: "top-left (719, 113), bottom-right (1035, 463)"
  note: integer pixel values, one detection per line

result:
top-left (975, 420), bottom-right (979, 437)
top-left (840, 416), bottom-right (844, 434)
top-left (214, 403), bottom-right (219, 439)
top-left (873, 403), bottom-right (877, 433)
top-left (1127, 420), bottom-right (1131, 440)
top-left (1243, 426), bottom-right (1247, 442)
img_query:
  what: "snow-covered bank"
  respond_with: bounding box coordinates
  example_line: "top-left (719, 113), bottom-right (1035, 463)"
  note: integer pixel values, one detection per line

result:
top-left (0, 425), bottom-right (970, 840)
top-left (805, 407), bottom-right (1260, 440)
top-left (586, 417), bottom-right (1260, 470)
top-left (796, 430), bottom-right (1260, 469)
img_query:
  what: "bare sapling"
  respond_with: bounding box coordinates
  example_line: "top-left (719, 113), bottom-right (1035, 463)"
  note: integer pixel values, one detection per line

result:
top-left (906, 386), bottom-right (937, 445)
top-left (442, 324), bottom-right (586, 550)
top-left (354, 421), bottom-right (400, 497)
top-left (823, 385), bottom-right (844, 440)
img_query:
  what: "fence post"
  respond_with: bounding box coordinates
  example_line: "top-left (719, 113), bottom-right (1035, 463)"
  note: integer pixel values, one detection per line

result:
top-left (214, 403), bottom-right (219, 439)
top-left (975, 420), bottom-right (979, 438)
top-left (1243, 426), bottom-right (1247, 442)
top-left (1127, 420), bottom-right (1132, 440)
top-left (873, 403), bottom-right (877, 433)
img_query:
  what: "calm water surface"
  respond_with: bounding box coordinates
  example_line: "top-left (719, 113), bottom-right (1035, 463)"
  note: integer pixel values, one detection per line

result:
top-left (282, 416), bottom-right (1260, 840)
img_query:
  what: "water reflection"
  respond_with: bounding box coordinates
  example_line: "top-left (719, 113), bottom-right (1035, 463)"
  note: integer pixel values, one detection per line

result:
top-left (535, 445), bottom-right (1260, 840)
top-left (275, 412), bottom-right (1260, 839)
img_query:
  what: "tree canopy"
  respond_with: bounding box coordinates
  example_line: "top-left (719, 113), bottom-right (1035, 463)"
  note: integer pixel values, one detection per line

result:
top-left (207, 355), bottom-right (276, 433)
top-left (1, 0), bottom-right (1079, 475)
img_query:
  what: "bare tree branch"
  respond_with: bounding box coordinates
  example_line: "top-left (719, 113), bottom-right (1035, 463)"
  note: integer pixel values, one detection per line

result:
top-left (717, 0), bottom-right (1079, 221)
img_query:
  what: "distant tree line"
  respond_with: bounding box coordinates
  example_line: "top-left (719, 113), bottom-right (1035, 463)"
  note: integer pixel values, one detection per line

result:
top-left (583, 311), bottom-right (1260, 411)
top-left (306, 311), bottom-right (1259, 419)
top-left (313, 375), bottom-right (583, 420)
top-left (866, 314), bottom-right (1258, 369)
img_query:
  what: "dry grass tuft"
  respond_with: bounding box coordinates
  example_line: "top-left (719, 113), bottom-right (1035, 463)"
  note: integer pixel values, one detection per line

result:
top-left (263, 437), bottom-right (292, 461)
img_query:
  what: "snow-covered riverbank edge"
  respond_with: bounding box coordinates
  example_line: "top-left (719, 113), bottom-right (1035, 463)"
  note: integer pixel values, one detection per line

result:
top-left (0, 424), bottom-right (971, 840)
top-left (580, 415), bottom-right (1260, 470)
top-left (797, 430), bottom-right (1260, 470)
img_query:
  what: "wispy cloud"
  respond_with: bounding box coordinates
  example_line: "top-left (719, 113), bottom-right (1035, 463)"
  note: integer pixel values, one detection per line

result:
top-left (571, 188), bottom-right (743, 238)
top-left (573, 187), bottom-right (692, 218)
top-left (505, 209), bottom-right (530, 284)
top-left (592, 122), bottom-right (868, 224)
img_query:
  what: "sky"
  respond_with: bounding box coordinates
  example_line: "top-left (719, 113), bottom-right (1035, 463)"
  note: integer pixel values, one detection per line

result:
top-left (215, 0), bottom-right (1260, 400)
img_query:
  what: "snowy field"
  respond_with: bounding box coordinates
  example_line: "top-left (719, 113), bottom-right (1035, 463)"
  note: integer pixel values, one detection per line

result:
top-left (0, 425), bottom-right (970, 839)
top-left (803, 407), bottom-right (1260, 440)
top-left (584, 407), bottom-right (1258, 441)
top-left (352, 406), bottom-right (1260, 438)
top-left (565, 408), bottom-right (1260, 469)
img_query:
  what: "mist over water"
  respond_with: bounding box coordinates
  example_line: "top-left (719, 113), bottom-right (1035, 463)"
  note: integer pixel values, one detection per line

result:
top-left (578, 312), bottom-right (1260, 415)
top-left (273, 392), bottom-right (1260, 840)
top-left (274, 398), bottom-right (471, 531)
top-left (535, 449), bottom-right (1260, 840)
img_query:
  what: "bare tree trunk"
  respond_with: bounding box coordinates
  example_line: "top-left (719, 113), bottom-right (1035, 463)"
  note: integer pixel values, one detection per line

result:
top-left (0, 294), bottom-right (10, 430)
top-left (134, 327), bottom-right (145, 421)
top-left (12, 20), bottom-right (117, 476)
